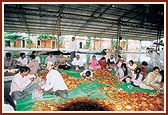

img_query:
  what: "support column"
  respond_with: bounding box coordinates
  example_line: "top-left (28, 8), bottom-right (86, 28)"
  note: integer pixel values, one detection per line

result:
top-left (116, 19), bottom-right (121, 58)
top-left (100, 37), bottom-right (102, 51)
top-left (57, 16), bottom-right (61, 50)
top-left (111, 38), bottom-right (113, 51)
top-left (126, 39), bottom-right (128, 52)
top-left (156, 28), bottom-right (161, 52)
top-left (93, 37), bottom-right (96, 50)
top-left (139, 39), bottom-right (142, 53)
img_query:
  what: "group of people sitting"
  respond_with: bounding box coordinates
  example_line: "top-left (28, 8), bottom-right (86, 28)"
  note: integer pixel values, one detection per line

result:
top-left (4, 51), bottom-right (164, 111)
top-left (88, 53), bottom-right (163, 92)
top-left (115, 56), bottom-right (163, 93)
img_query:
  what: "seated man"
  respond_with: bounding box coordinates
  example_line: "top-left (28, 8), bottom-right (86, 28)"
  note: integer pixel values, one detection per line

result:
top-left (136, 61), bottom-right (148, 80)
top-left (4, 52), bottom-right (16, 69)
top-left (71, 54), bottom-right (84, 70)
top-left (107, 54), bottom-right (116, 69)
top-left (55, 52), bottom-right (71, 70)
top-left (16, 52), bottom-right (28, 66)
top-left (10, 66), bottom-right (39, 100)
top-left (19, 54), bottom-right (40, 75)
top-left (140, 66), bottom-right (163, 92)
top-left (31, 51), bottom-right (41, 64)
top-left (45, 51), bottom-right (56, 66)
top-left (37, 61), bottom-right (68, 98)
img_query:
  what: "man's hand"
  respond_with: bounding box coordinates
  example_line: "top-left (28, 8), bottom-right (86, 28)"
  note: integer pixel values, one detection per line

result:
top-left (159, 82), bottom-right (163, 88)
top-left (149, 84), bottom-right (158, 90)
top-left (30, 77), bottom-right (34, 81)
top-left (37, 87), bottom-right (43, 93)
top-left (153, 86), bottom-right (158, 90)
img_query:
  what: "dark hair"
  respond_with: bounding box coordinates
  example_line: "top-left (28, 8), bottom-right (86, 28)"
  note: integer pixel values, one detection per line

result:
top-left (118, 55), bottom-right (121, 58)
top-left (160, 70), bottom-right (164, 82)
top-left (121, 63), bottom-right (128, 76)
top-left (49, 51), bottom-right (53, 54)
top-left (30, 54), bottom-right (36, 59)
top-left (101, 57), bottom-right (106, 60)
top-left (153, 66), bottom-right (160, 71)
top-left (135, 68), bottom-right (141, 80)
top-left (32, 51), bottom-right (37, 54)
top-left (92, 55), bottom-right (96, 58)
top-left (6, 52), bottom-right (11, 57)
top-left (4, 94), bottom-right (16, 110)
top-left (121, 63), bottom-right (127, 69)
top-left (19, 66), bottom-right (30, 73)
top-left (59, 52), bottom-right (63, 55)
top-left (20, 53), bottom-right (25, 57)
top-left (142, 61), bottom-right (148, 66)
top-left (129, 60), bottom-right (134, 64)
top-left (85, 71), bottom-right (91, 77)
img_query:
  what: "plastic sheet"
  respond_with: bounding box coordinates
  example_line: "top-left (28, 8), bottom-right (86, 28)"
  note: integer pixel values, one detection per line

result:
top-left (16, 70), bottom-right (157, 111)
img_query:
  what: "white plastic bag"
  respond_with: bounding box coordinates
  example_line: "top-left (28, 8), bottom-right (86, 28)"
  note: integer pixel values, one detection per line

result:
top-left (32, 89), bottom-right (43, 100)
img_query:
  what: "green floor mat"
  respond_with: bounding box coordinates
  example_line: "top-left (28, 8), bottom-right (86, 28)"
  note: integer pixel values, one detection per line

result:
top-left (116, 83), bottom-right (157, 93)
top-left (16, 80), bottom-right (111, 111)
top-left (16, 70), bottom-right (158, 111)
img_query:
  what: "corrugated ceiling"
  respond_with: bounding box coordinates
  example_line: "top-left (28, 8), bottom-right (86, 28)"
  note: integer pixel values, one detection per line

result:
top-left (4, 3), bottom-right (164, 40)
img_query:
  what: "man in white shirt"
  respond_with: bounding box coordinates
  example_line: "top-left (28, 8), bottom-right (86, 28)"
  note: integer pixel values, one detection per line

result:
top-left (70, 37), bottom-right (78, 61)
top-left (107, 54), bottom-right (116, 69)
top-left (10, 66), bottom-right (39, 100)
top-left (16, 53), bottom-right (28, 65)
top-left (37, 61), bottom-right (68, 98)
top-left (71, 54), bottom-right (84, 70)
top-left (45, 52), bottom-right (56, 65)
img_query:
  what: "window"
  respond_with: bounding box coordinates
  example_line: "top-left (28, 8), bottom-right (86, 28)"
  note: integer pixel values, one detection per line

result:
top-left (79, 42), bottom-right (82, 48)
top-left (22, 39), bottom-right (25, 48)
top-left (52, 40), bottom-right (56, 49)
top-left (5, 40), bottom-right (10, 47)
top-left (37, 40), bottom-right (40, 48)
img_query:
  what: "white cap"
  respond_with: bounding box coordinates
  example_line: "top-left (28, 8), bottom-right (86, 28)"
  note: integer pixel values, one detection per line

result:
top-left (46, 61), bottom-right (54, 65)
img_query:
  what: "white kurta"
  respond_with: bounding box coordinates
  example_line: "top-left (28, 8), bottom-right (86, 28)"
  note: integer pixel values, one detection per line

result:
top-left (41, 69), bottom-right (68, 91)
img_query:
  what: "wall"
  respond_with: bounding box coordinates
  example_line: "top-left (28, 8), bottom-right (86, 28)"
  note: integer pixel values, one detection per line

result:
top-left (6, 36), bottom-right (148, 53)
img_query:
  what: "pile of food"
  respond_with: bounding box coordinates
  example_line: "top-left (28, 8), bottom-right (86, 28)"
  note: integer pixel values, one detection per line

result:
top-left (31, 97), bottom-right (110, 111)
top-left (92, 69), bottom-right (112, 77)
top-left (38, 70), bottom-right (49, 80)
top-left (98, 86), bottom-right (164, 111)
top-left (31, 89), bottom-right (164, 111)
top-left (4, 69), bottom-right (19, 76)
top-left (93, 69), bottom-right (116, 86)
top-left (30, 70), bottom-right (164, 111)
top-left (60, 72), bottom-right (82, 90)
